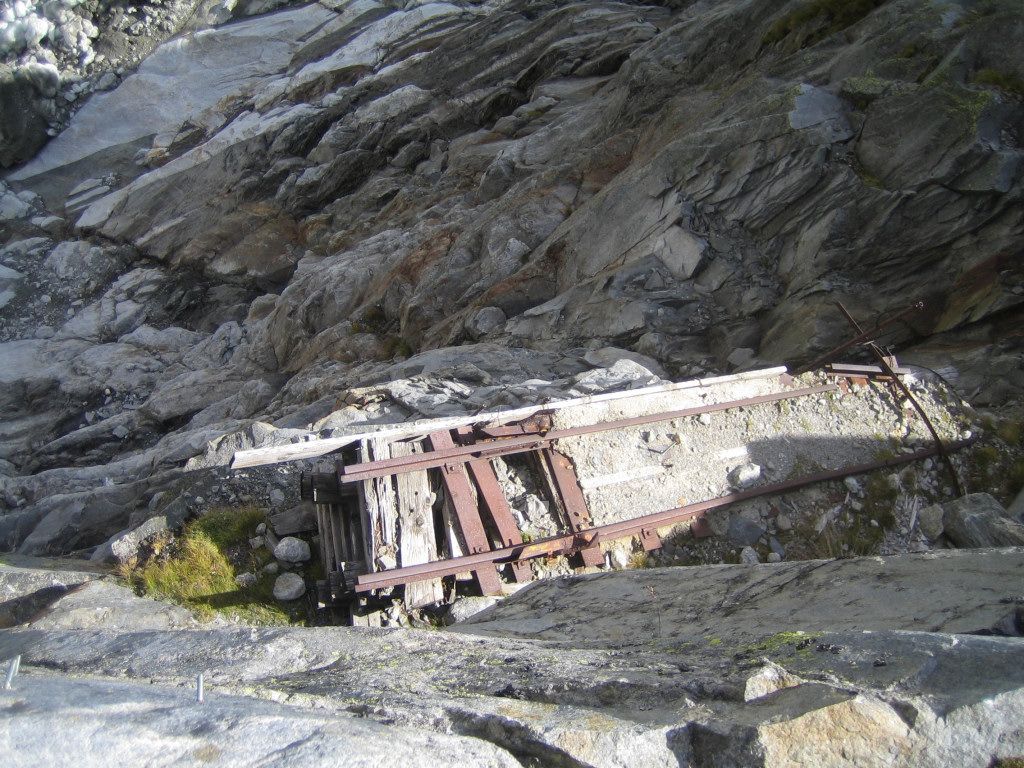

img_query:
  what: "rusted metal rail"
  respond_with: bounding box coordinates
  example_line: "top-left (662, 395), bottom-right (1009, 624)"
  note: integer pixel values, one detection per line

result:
top-left (834, 301), bottom-right (964, 496)
top-left (339, 383), bottom-right (838, 484)
top-left (793, 302), bottom-right (923, 375)
top-left (354, 438), bottom-right (975, 591)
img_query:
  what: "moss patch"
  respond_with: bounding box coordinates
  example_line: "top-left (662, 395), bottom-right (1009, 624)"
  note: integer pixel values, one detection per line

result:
top-left (762, 0), bottom-right (889, 47)
top-left (125, 506), bottom-right (297, 626)
top-left (973, 68), bottom-right (1024, 98)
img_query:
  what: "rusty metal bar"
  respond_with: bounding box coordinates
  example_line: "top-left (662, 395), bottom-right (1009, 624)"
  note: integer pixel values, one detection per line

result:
top-left (792, 302), bottom-right (923, 375)
top-left (465, 458), bottom-right (530, 582)
top-left (340, 384), bottom-right (837, 484)
top-left (428, 431), bottom-right (504, 595)
top-left (825, 362), bottom-right (912, 377)
top-left (355, 438), bottom-right (974, 591)
top-left (473, 415), bottom-right (552, 440)
top-left (834, 302), bottom-right (963, 496)
top-left (543, 447), bottom-right (604, 567)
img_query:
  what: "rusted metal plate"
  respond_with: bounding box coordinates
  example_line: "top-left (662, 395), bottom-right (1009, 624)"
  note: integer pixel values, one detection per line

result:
top-left (428, 431), bottom-right (504, 595)
top-left (638, 527), bottom-right (661, 552)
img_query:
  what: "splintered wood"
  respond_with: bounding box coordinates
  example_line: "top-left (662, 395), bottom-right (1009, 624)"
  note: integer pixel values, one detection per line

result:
top-left (389, 440), bottom-right (444, 607)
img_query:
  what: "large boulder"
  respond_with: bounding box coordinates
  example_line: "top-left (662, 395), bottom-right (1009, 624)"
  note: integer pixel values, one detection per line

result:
top-left (941, 493), bottom-right (1024, 549)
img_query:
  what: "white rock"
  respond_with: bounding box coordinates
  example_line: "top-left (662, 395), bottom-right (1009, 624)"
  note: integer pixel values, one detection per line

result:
top-left (274, 536), bottom-right (311, 563)
top-left (844, 476), bottom-right (863, 495)
top-left (740, 546), bottom-right (761, 565)
top-left (272, 572), bottom-right (305, 601)
top-left (728, 463), bottom-right (762, 489)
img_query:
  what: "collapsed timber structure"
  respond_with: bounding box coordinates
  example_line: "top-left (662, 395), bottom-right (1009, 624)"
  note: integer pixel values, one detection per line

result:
top-left (230, 303), bottom-right (972, 619)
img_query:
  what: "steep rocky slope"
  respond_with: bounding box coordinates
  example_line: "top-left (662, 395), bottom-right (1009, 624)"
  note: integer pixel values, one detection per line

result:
top-left (1, 0), bottom-right (1023, 556)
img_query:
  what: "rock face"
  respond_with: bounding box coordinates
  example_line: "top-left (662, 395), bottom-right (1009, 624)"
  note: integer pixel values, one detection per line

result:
top-left (2, 549), bottom-right (1023, 767)
top-left (0, 0), bottom-right (1022, 564)
top-left (941, 493), bottom-right (1024, 548)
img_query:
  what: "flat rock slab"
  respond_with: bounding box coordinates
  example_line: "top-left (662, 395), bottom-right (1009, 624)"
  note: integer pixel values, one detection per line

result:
top-left (7, 3), bottom-right (336, 191)
top-left (0, 673), bottom-right (520, 768)
top-left (454, 547), bottom-right (1024, 643)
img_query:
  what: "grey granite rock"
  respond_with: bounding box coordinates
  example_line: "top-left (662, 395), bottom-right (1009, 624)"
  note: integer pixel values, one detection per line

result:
top-left (2, 549), bottom-right (1023, 768)
top-left (942, 493), bottom-right (1024, 549)
top-left (273, 536), bottom-right (310, 563)
top-left (272, 572), bottom-right (305, 601)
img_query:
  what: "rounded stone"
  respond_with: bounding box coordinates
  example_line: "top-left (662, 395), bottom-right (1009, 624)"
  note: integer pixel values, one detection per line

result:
top-left (272, 572), bottom-right (305, 601)
top-left (273, 536), bottom-right (311, 563)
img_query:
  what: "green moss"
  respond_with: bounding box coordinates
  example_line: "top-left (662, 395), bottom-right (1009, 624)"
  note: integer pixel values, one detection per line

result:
top-left (995, 419), bottom-right (1024, 447)
top-left (708, 637), bottom-right (723, 646)
top-left (940, 85), bottom-right (994, 133)
top-left (191, 506), bottom-right (265, 551)
top-left (762, 0), bottom-right (889, 47)
top-left (127, 506), bottom-right (294, 626)
top-left (993, 759), bottom-right (1024, 768)
top-left (746, 631), bottom-right (822, 654)
top-left (973, 68), bottom-right (1024, 98)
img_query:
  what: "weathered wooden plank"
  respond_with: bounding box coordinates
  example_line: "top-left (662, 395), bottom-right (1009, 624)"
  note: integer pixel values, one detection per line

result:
top-left (359, 438), bottom-right (398, 572)
top-left (230, 367), bottom-right (789, 468)
top-left (391, 439), bottom-right (444, 607)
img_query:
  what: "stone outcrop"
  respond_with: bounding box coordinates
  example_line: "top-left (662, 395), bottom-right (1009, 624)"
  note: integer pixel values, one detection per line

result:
top-left (941, 493), bottom-right (1024, 548)
top-left (2, 548), bottom-right (1023, 767)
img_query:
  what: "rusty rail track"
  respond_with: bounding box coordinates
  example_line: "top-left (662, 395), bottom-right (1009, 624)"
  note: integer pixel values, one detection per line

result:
top-left (354, 438), bottom-right (975, 591)
top-left (339, 383), bottom-right (837, 484)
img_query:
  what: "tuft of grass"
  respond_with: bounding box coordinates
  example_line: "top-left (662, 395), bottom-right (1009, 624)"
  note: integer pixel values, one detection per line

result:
top-left (191, 506), bottom-right (266, 551)
top-left (126, 506), bottom-right (294, 625)
top-left (993, 759), bottom-right (1024, 768)
top-left (762, 0), bottom-right (888, 47)
top-left (382, 335), bottom-right (413, 359)
top-left (628, 551), bottom-right (651, 569)
top-left (995, 419), bottom-right (1024, 447)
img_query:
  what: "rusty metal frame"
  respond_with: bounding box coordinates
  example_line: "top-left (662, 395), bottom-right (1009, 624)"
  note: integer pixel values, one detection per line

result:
top-left (834, 302), bottom-right (964, 496)
top-left (793, 302), bottom-right (923, 375)
top-left (465, 457), bottom-right (531, 582)
top-left (542, 447), bottom-right (604, 566)
top-left (339, 384), bottom-right (837, 484)
top-left (428, 431), bottom-right (504, 595)
top-left (355, 438), bottom-right (974, 591)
